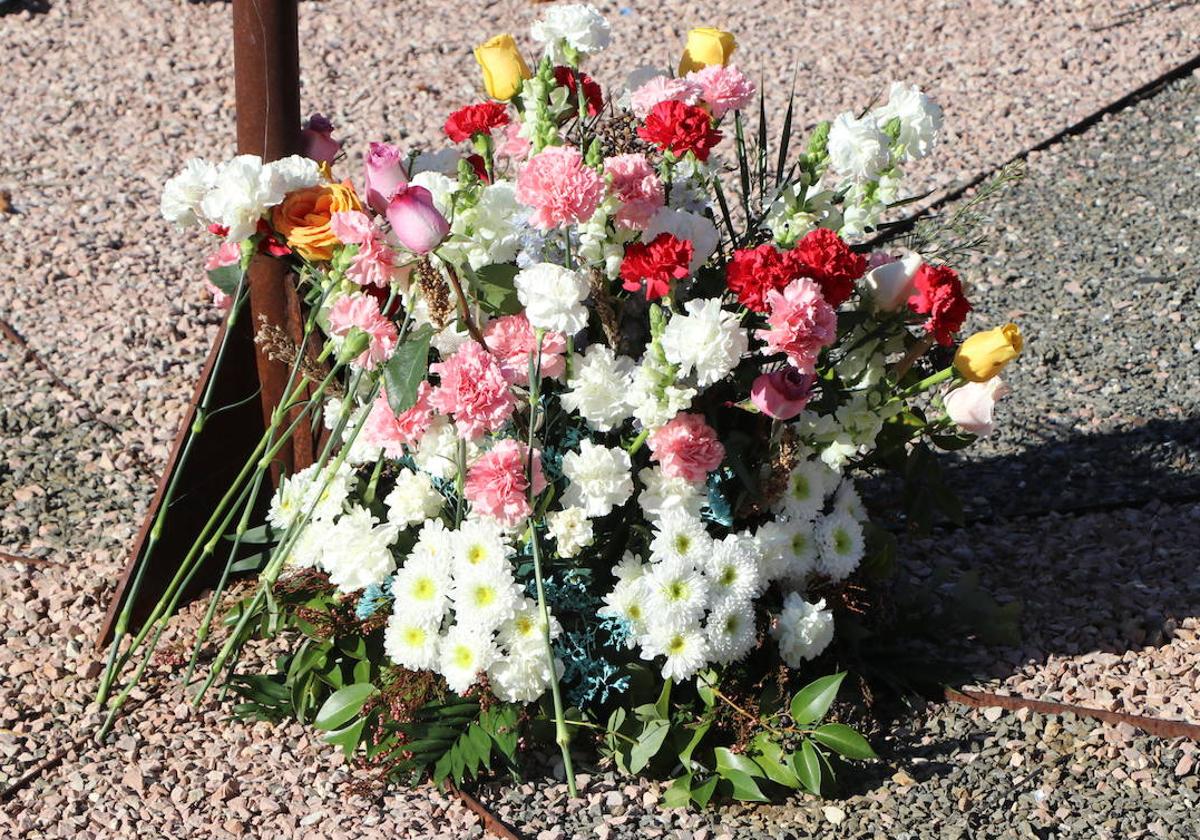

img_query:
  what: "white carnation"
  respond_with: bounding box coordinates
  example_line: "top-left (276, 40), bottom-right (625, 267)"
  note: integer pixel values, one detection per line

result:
top-left (660, 297), bottom-right (748, 387)
top-left (815, 510), bottom-right (865, 581)
top-left (413, 416), bottom-right (474, 479)
top-left (531, 3), bottom-right (611, 62)
top-left (561, 440), bottom-right (634, 517)
top-left (323, 399), bottom-right (381, 466)
top-left (160, 158), bottom-right (216, 227)
top-left (773, 594), bottom-right (835, 667)
top-left (442, 182), bottom-right (527, 270)
top-left (546, 506), bottom-right (595, 558)
top-left (514, 262), bottom-right (590, 335)
top-left (560, 344), bottom-right (636, 432)
top-left (489, 642), bottom-right (558, 703)
top-left (384, 470), bottom-right (445, 528)
top-left (199, 154), bottom-right (320, 241)
top-left (262, 154), bottom-right (322, 198)
top-left (637, 466), bottom-right (706, 522)
top-left (872, 82), bottom-right (943, 161)
top-left (827, 112), bottom-right (892, 183)
top-left (439, 624), bottom-right (498, 695)
top-left (643, 207), bottom-right (719, 275)
top-left (320, 506), bottom-right (398, 594)
top-left (282, 518), bottom-right (335, 570)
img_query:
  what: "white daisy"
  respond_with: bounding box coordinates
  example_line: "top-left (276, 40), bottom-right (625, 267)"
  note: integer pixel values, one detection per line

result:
top-left (390, 552), bottom-right (453, 627)
top-left (598, 576), bottom-right (650, 645)
top-left (705, 534), bottom-right (763, 607)
top-left (643, 556), bottom-right (710, 627)
top-left (777, 459), bottom-right (836, 522)
top-left (438, 624), bottom-right (499, 696)
top-left (815, 511), bottom-right (865, 581)
top-left (453, 518), bottom-right (512, 575)
top-left (450, 563), bottom-right (520, 632)
top-left (705, 599), bottom-right (758, 665)
top-left (383, 611), bottom-right (441, 671)
top-left (641, 621), bottom-right (710, 682)
top-left (649, 509), bottom-right (712, 567)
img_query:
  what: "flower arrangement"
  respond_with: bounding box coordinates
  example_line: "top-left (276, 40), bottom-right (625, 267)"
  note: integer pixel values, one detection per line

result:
top-left (105, 5), bottom-right (1024, 805)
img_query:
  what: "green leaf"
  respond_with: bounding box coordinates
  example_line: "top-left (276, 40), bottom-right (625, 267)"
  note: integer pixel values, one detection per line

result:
top-left (206, 263), bottom-right (243, 296)
top-left (314, 682), bottom-right (376, 730)
top-left (322, 717), bottom-right (367, 758)
top-left (691, 775), bottom-right (719, 808)
top-left (790, 672), bottom-right (845, 725)
top-left (750, 734), bottom-right (798, 789)
top-left (382, 325), bottom-right (434, 415)
top-left (794, 740), bottom-right (822, 795)
top-left (654, 678), bottom-right (673, 721)
top-left (471, 264), bottom-right (522, 315)
top-left (720, 768), bottom-right (768, 803)
top-left (696, 672), bottom-right (717, 709)
top-left (714, 747), bottom-right (763, 779)
top-left (663, 775), bottom-right (693, 809)
top-left (678, 722), bottom-right (711, 768)
top-left (630, 719), bottom-right (670, 773)
top-left (812, 723), bottom-right (876, 760)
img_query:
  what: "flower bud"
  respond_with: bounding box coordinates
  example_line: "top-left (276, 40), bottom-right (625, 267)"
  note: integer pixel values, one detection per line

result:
top-left (300, 113), bottom-right (341, 166)
top-left (337, 327), bottom-right (371, 365)
top-left (386, 185), bottom-right (450, 254)
top-left (864, 250), bottom-right (922, 310)
top-left (945, 377), bottom-right (1011, 437)
top-left (678, 27), bottom-right (736, 76)
top-left (750, 368), bottom-right (814, 420)
top-left (954, 323), bottom-right (1023, 382)
top-left (474, 34), bottom-right (531, 102)
top-left (364, 142), bottom-right (408, 215)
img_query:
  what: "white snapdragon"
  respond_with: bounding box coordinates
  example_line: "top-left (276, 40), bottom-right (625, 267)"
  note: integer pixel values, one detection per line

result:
top-left (320, 506), bottom-right (399, 593)
top-left (514, 263), bottom-right (590, 334)
top-left (660, 297), bottom-right (748, 387)
top-left (827, 112), bottom-right (892, 183)
top-left (560, 344), bottom-right (636, 432)
top-left (384, 470), bottom-right (445, 528)
top-left (547, 506), bottom-right (595, 558)
top-left (643, 207), bottom-right (719, 275)
top-left (531, 4), bottom-right (611, 63)
top-left (773, 594), bottom-right (835, 666)
top-left (872, 82), bottom-right (943, 162)
top-left (629, 354), bottom-right (696, 429)
top-left (765, 183), bottom-right (841, 247)
top-left (561, 440), bottom-right (634, 517)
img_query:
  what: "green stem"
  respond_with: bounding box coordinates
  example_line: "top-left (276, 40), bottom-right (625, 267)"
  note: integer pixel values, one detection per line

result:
top-left (899, 365), bottom-right (957, 398)
top-left (626, 428), bottom-right (649, 455)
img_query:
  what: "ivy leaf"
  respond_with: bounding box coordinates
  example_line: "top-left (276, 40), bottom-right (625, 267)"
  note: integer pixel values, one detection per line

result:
top-left (629, 719), bottom-right (670, 773)
top-left (314, 682), bottom-right (376, 730)
top-left (206, 263), bottom-right (243, 296)
top-left (678, 721), bottom-right (711, 768)
top-left (794, 740), bottom-right (822, 795)
top-left (383, 325), bottom-right (434, 415)
top-left (663, 775), bottom-right (693, 809)
top-left (690, 775), bottom-right (719, 808)
top-left (812, 723), bottom-right (877, 760)
top-left (471, 264), bottom-right (522, 315)
top-left (790, 672), bottom-right (845, 725)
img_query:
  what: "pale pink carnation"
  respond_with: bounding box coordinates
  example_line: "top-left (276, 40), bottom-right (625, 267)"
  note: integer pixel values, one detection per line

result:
top-left (756, 278), bottom-right (837, 374)
top-left (330, 210), bottom-right (373, 245)
top-left (629, 75), bottom-right (702, 120)
top-left (428, 341), bottom-right (517, 441)
top-left (331, 210), bottom-right (402, 288)
top-left (604, 154), bottom-right (665, 230)
top-left (327, 292), bottom-right (399, 370)
top-left (497, 121), bottom-right (533, 162)
top-left (483, 313), bottom-right (567, 385)
top-left (647, 412), bottom-right (725, 484)
top-left (363, 381), bottom-right (435, 457)
top-left (686, 64), bottom-right (756, 119)
top-left (463, 439), bottom-right (547, 526)
top-left (515, 145), bottom-right (605, 230)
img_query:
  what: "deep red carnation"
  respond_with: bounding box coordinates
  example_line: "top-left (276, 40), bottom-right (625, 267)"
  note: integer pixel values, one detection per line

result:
top-left (786, 228), bottom-right (867, 306)
top-left (443, 102), bottom-right (510, 143)
top-left (620, 232), bottom-right (695, 301)
top-left (907, 263), bottom-right (971, 345)
top-left (553, 66), bottom-right (604, 117)
top-left (207, 222), bottom-right (230, 238)
top-left (255, 218), bottom-right (291, 257)
top-left (466, 153), bottom-right (491, 184)
top-left (726, 244), bottom-right (803, 313)
top-left (637, 100), bottom-right (723, 162)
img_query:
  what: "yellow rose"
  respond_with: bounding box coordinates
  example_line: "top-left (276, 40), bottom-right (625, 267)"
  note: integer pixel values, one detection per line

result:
top-left (474, 34), bottom-right (531, 102)
top-left (271, 180), bottom-right (362, 262)
top-left (953, 323), bottom-right (1024, 382)
top-left (678, 27), bottom-right (737, 76)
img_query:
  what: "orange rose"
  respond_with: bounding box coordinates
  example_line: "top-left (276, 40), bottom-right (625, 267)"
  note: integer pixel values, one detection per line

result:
top-left (271, 180), bottom-right (362, 262)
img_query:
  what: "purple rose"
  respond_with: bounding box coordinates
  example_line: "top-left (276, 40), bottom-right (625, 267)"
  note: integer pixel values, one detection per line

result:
top-left (364, 142), bottom-right (409, 214)
top-left (750, 368), bottom-right (814, 420)
top-left (386, 185), bottom-right (449, 254)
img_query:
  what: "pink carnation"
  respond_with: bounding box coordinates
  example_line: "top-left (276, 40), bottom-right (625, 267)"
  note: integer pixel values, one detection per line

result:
top-left (516, 145), bottom-right (605, 230)
top-left (330, 210), bottom-right (402, 289)
top-left (629, 75), bottom-right (702, 120)
top-left (756, 278), bottom-right (838, 374)
top-left (330, 210), bottom-right (373, 245)
top-left (686, 64), bottom-right (756, 119)
top-left (497, 120), bottom-right (533, 162)
top-left (483, 313), bottom-right (567, 385)
top-left (647, 412), bottom-right (725, 484)
top-left (328, 292), bottom-right (399, 370)
top-left (428, 341), bottom-right (517, 441)
top-left (363, 381), bottom-right (435, 457)
top-left (203, 241), bottom-right (241, 310)
top-left (464, 439), bottom-right (547, 526)
top-left (604, 154), bottom-right (665, 230)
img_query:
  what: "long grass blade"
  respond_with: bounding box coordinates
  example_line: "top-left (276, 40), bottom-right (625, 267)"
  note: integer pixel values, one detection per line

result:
top-left (775, 68), bottom-right (798, 188)
top-left (734, 112), bottom-right (752, 222)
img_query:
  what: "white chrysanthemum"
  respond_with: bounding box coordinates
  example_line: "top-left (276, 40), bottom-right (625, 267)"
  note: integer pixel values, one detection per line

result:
top-left (409, 517), bottom-right (456, 565)
top-left (160, 158), bottom-right (216, 227)
top-left (439, 624), bottom-right (498, 695)
top-left (450, 562), bottom-right (520, 631)
top-left (489, 643), bottom-right (558, 703)
top-left (546, 506), bottom-right (595, 558)
top-left (453, 518), bottom-right (512, 575)
top-left (777, 459), bottom-right (836, 522)
top-left (827, 112), bottom-right (892, 183)
top-left (384, 611), bottom-right (441, 671)
top-left (268, 461), bottom-right (356, 531)
top-left (384, 470), bottom-right (444, 528)
top-left (629, 357), bottom-right (696, 430)
top-left (497, 598), bottom-right (560, 652)
top-left (705, 534), bottom-right (763, 607)
top-left (754, 517), bottom-right (819, 582)
top-left (514, 263), bottom-right (590, 335)
top-left (561, 440), bottom-right (634, 517)
top-left (773, 593), bottom-right (835, 667)
top-left (644, 556), bottom-right (710, 626)
top-left (441, 181), bottom-right (527, 270)
top-left (613, 551), bottom-right (647, 583)
top-left (815, 511), bottom-right (865, 581)
top-left (833, 480), bottom-right (868, 523)
top-left (560, 344), bottom-right (636, 432)
top-left (643, 207), bottom-right (719, 275)
top-left (282, 518), bottom-right (335, 569)
top-left (872, 82), bottom-right (943, 161)
top-left (322, 399), bottom-right (381, 466)
top-left (391, 551), bottom-right (453, 627)
top-left (320, 506), bottom-right (398, 594)
top-left (598, 576), bottom-right (649, 645)
top-left (531, 3), bottom-right (611, 62)
top-left (705, 599), bottom-right (757, 665)
top-left (649, 510), bottom-right (712, 567)
top-left (637, 466), bottom-right (706, 522)
top-left (641, 621), bottom-right (710, 682)
top-left (660, 298), bottom-right (748, 387)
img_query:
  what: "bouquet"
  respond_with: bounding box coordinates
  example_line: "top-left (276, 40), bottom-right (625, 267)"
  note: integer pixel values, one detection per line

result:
top-left (105, 5), bottom-right (1024, 806)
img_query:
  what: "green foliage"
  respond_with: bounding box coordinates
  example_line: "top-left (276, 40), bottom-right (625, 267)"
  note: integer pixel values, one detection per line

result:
top-left (382, 325), bottom-right (434, 415)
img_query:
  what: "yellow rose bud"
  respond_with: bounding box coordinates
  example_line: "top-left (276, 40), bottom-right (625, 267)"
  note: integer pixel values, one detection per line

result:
top-left (474, 34), bottom-right (531, 102)
top-left (678, 27), bottom-right (737, 76)
top-left (271, 180), bottom-right (362, 262)
top-left (953, 323), bottom-right (1024, 382)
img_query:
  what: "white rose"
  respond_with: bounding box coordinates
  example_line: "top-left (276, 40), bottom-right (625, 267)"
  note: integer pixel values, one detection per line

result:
top-left (864, 251), bottom-right (923, 310)
top-left (514, 263), bottom-right (590, 334)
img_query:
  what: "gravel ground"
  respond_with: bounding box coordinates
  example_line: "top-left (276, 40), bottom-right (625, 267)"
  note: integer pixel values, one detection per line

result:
top-left (3, 0), bottom-right (1200, 836)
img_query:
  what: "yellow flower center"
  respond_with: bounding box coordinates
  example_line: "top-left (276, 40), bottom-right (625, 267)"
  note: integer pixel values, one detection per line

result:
top-left (466, 545), bottom-right (486, 565)
top-left (472, 585), bottom-right (496, 608)
top-left (452, 645), bottom-right (474, 669)
top-left (413, 577), bottom-right (435, 600)
top-left (402, 626), bottom-right (427, 646)
top-left (666, 635), bottom-right (687, 655)
top-left (674, 534), bottom-right (692, 554)
top-left (834, 528), bottom-right (852, 554)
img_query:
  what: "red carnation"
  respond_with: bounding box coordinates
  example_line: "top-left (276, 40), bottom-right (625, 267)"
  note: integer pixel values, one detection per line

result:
top-left (620, 232), bottom-right (695, 301)
top-left (466, 153), bottom-right (491, 184)
top-left (553, 66), bottom-right (604, 117)
top-left (726, 244), bottom-right (802, 313)
top-left (786, 228), bottom-right (867, 307)
top-left (443, 102), bottom-right (510, 143)
top-left (637, 100), bottom-right (723, 162)
top-left (907, 263), bottom-right (971, 345)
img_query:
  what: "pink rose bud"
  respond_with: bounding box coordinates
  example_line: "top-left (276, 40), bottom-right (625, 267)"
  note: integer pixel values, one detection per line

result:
top-left (864, 250), bottom-right (923, 311)
top-left (944, 377), bottom-right (1012, 438)
top-left (300, 114), bottom-right (342, 166)
top-left (365, 142), bottom-right (409, 214)
top-left (386, 185), bottom-right (450, 254)
top-left (750, 368), bottom-right (814, 420)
